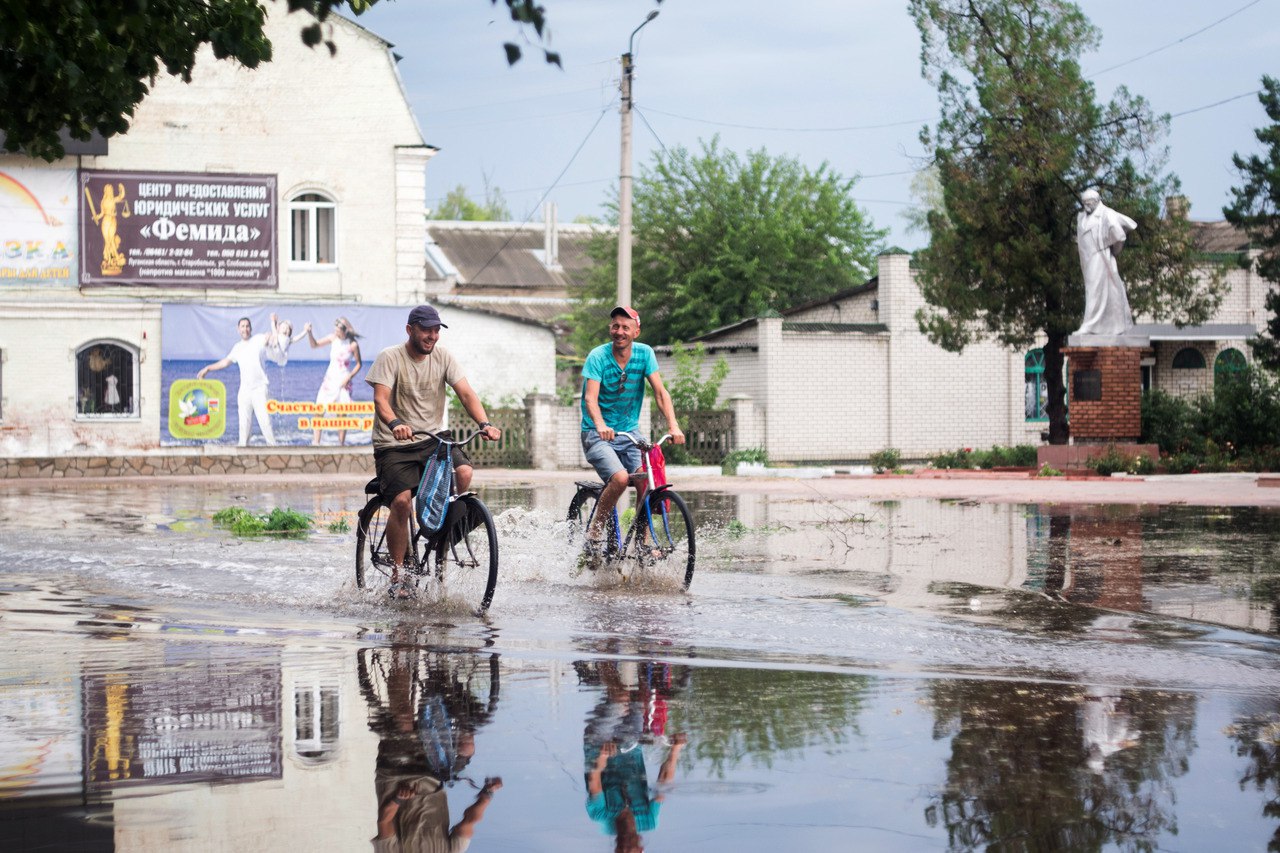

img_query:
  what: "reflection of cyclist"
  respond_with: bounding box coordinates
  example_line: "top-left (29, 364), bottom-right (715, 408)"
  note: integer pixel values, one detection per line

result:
top-left (362, 646), bottom-right (502, 851)
top-left (581, 660), bottom-right (686, 851)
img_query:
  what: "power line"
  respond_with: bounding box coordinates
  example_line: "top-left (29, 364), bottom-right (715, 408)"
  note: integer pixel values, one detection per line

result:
top-left (430, 104), bottom-right (614, 132)
top-left (467, 107), bottom-right (612, 283)
top-left (1170, 89), bottom-right (1263, 119)
top-left (1088, 0), bottom-right (1266, 77)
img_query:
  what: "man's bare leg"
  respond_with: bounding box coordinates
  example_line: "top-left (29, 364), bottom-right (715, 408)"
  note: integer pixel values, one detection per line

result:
top-left (455, 464), bottom-right (474, 493)
top-left (386, 488), bottom-right (414, 584)
top-left (588, 470), bottom-right (631, 542)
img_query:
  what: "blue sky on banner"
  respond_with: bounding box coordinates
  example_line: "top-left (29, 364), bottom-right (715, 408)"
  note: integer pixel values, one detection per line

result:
top-left (352, 0), bottom-right (1279, 250)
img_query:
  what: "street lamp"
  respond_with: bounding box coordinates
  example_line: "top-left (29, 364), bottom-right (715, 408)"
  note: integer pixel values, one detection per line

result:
top-left (617, 9), bottom-right (659, 308)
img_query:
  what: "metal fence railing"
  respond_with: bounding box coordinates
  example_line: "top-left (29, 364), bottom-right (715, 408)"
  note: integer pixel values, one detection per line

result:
top-left (450, 406), bottom-right (531, 468)
top-left (653, 409), bottom-right (735, 465)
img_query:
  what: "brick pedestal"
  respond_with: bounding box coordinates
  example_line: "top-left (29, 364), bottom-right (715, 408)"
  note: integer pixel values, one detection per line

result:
top-left (1062, 346), bottom-right (1150, 443)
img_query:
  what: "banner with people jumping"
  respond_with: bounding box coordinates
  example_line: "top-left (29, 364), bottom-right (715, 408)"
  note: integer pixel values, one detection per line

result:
top-left (161, 304), bottom-right (415, 447)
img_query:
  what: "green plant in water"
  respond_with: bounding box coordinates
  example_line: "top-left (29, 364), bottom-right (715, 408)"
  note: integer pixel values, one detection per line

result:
top-left (213, 506), bottom-right (313, 538)
top-left (327, 517), bottom-right (351, 534)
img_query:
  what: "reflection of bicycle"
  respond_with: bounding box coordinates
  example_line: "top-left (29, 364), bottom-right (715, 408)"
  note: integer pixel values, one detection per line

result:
top-left (567, 432), bottom-right (696, 589)
top-left (355, 429), bottom-right (499, 614)
top-left (357, 646), bottom-right (501, 786)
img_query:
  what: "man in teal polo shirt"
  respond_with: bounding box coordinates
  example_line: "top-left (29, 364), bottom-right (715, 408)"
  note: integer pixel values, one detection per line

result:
top-left (580, 306), bottom-right (685, 557)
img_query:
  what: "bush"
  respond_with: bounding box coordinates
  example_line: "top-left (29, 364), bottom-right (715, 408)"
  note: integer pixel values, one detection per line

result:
top-left (930, 448), bottom-right (974, 469)
top-left (1037, 463), bottom-right (1063, 477)
top-left (1141, 389), bottom-right (1199, 454)
top-left (1195, 367), bottom-right (1280, 452)
top-left (970, 444), bottom-right (1037, 468)
top-left (869, 448), bottom-right (901, 473)
top-left (722, 447), bottom-right (768, 475)
top-left (1086, 445), bottom-right (1154, 476)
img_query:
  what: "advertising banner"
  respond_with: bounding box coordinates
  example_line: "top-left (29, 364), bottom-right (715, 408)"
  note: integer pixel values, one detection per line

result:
top-left (79, 169), bottom-right (277, 287)
top-left (0, 167), bottom-right (77, 285)
top-left (161, 303), bottom-right (417, 446)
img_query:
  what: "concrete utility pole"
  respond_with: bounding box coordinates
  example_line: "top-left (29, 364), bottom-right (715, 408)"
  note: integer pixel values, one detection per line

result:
top-left (617, 10), bottom-right (659, 308)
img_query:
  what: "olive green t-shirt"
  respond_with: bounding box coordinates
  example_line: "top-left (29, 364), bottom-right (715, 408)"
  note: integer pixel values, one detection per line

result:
top-left (365, 343), bottom-right (464, 449)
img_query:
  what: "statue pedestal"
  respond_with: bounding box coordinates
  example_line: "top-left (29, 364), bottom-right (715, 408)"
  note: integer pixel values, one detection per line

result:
top-left (1062, 343), bottom-right (1151, 443)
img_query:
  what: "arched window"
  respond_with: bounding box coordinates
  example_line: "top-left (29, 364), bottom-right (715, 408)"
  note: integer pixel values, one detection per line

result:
top-left (1171, 347), bottom-right (1206, 370)
top-left (76, 341), bottom-right (138, 418)
top-left (1214, 347), bottom-right (1248, 388)
top-left (1214, 347), bottom-right (1247, 375)
top-left (289, 191), bottom-right (336, 265)
top-left (1024, 349), bottom-right (1048, 421)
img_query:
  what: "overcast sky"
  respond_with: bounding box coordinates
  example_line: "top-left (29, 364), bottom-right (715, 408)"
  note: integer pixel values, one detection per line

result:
top-left (351, 0), bottom-right (1278, 249)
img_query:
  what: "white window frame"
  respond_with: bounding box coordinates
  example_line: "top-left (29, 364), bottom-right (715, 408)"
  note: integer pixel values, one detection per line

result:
top-left (288, 191), bottom-right (338, 267)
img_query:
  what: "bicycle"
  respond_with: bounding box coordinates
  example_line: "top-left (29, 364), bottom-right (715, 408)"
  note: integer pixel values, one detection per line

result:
top-left (355, 429), bottom-right (499, 614)
top-left (566, 432), bottom-right (696, 590)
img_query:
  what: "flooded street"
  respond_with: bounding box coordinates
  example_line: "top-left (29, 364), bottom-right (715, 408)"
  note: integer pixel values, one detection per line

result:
top-left (2, 478), bottom-right (1278, 851)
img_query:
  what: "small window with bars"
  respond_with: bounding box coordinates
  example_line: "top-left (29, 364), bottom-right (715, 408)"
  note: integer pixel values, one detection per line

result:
top-left (76, 342), bottom-right (137, 418)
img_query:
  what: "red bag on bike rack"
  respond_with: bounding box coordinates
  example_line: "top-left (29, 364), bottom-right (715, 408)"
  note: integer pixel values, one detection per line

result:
top-left (416, 443), bottom-right (453, 535)
top-left (645, 446), bottom-right (669, 512)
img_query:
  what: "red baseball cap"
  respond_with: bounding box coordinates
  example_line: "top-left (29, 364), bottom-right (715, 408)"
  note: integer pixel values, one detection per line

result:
top-left (610, 305), bottom-right (640, 325)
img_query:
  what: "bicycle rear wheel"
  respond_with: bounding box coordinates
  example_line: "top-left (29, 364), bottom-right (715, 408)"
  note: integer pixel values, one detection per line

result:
top-left (434, 495), bottom-right (499, 615)
top-left (641, 489), bottom-right (696, 590)
top-left (566, 484), bottom-right (619, 555)
top-left (355, 497), bottom-right (420, 590)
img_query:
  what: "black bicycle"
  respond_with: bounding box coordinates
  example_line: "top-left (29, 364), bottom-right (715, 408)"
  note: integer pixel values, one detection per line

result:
top-left (566, 432), bottom-right (696, 590)
top-left (355, 429), bottom-right (499, 614)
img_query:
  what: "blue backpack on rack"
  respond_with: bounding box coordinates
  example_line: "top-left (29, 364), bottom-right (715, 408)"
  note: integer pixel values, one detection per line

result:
top-left (416, 442), bottom-right (453, 535)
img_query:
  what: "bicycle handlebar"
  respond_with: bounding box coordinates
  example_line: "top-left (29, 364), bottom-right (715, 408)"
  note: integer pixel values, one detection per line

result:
top-left (616, 431), bottom-right (672, 451)
top-left (409, 427), bottom-right (492, 446)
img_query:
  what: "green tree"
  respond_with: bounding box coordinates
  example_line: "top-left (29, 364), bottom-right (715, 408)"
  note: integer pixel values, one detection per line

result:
top-left (431, 184), bottom-right (512, 221)
top-left (909, 0), bottom-right (1223, 444)
top-left (1224, 76), bottom-right (1280, 372)
top-left (665, 343), bottom-right (730, 411)
top-left (0, 0), bottom-right (562, 161)
top-left (571, 137), bottom-right (886, 349)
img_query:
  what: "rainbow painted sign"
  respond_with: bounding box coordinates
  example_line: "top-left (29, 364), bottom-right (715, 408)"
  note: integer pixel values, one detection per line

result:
top-left (0, 168), bottom-right (77, 285)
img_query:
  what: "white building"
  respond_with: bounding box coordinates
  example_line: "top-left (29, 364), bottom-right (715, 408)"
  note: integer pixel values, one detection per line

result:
top-left (0, 10), bottom-right (553, 455)
top-left (681, 218), bottom-right (1272, 463)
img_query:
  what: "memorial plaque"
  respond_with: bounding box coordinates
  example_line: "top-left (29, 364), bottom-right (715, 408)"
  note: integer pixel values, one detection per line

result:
top-left (1073, 369), bottom-right (1102, 401)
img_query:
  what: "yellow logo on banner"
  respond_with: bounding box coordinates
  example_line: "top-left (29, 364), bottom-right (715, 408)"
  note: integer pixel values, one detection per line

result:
top-left (168, 379), bottom-right (226, 439)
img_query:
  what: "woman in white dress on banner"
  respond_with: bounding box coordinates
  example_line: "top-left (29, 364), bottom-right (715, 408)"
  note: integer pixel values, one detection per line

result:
top-left (306, 316), bottom-right (363, 445)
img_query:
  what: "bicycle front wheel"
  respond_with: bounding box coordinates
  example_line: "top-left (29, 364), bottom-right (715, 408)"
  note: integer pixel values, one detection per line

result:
top-left (355, 497), bottom-right (420, 590)
top-left (642, 489), bottom-right (696, 590)
top-left (435, 495), bottom-right (499, 615)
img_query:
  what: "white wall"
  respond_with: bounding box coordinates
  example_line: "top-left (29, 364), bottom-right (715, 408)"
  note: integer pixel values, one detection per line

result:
top-left (0, 9), bottom-right (439, 455)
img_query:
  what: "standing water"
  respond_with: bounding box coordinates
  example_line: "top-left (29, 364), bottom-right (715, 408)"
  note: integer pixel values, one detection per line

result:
top-left (1, 480), bottom-right (1277, 850)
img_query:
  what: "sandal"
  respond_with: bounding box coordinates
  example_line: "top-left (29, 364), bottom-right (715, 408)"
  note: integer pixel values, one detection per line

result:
top-left (578, 538), bottom-right (605, 572)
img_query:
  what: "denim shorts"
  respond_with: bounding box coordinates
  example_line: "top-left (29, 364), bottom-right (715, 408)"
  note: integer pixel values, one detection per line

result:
top-left (582, 429), bottom-right (644, 482)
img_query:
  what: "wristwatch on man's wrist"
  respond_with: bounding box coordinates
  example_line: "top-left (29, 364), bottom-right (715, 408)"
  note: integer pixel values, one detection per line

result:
top-left (478, 421), bottom-right (492, 429)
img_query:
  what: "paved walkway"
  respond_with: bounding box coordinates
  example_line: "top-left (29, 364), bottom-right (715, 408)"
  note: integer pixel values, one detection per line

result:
top-left (5, 458), bottom-right (1276, 508)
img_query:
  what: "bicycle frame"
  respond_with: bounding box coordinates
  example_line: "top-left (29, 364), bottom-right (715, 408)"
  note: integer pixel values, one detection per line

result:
top-left (598, 432), bottom-right (676, 557)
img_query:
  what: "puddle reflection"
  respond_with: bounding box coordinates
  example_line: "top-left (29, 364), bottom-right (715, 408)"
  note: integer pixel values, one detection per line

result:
top-left (358, 642), bottom-right (503, 850)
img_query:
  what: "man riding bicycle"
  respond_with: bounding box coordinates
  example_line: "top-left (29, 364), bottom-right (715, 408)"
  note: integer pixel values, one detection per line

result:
top-left (579, 306), bottom-right (685, 562)
top-left (367, 305), bottom-right (501, 599)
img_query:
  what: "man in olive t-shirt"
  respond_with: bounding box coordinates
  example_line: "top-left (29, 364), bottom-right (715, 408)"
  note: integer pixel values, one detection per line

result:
top-left (365, 305), bottom-right (500, 595)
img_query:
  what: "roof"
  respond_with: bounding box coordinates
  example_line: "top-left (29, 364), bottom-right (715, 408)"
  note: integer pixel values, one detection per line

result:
top-left (435, 295), bottom-right (575, 355)
top-left (1131, 323), bottom-right (1258, 341)
top-left (1190, 220), bottom-right (1250, 255)
top-left (681, 276), bottom-right (882, 344)
top-left (425, 221), bottom-right (613, 297)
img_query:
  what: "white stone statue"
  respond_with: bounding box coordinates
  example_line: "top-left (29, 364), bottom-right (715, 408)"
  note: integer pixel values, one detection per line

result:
top-left (1075, 188), bottom-right (1138, 337)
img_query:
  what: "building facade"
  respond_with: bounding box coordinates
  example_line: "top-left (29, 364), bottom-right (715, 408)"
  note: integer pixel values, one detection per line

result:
top-left (0, 10), bottom-right (552, 456)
